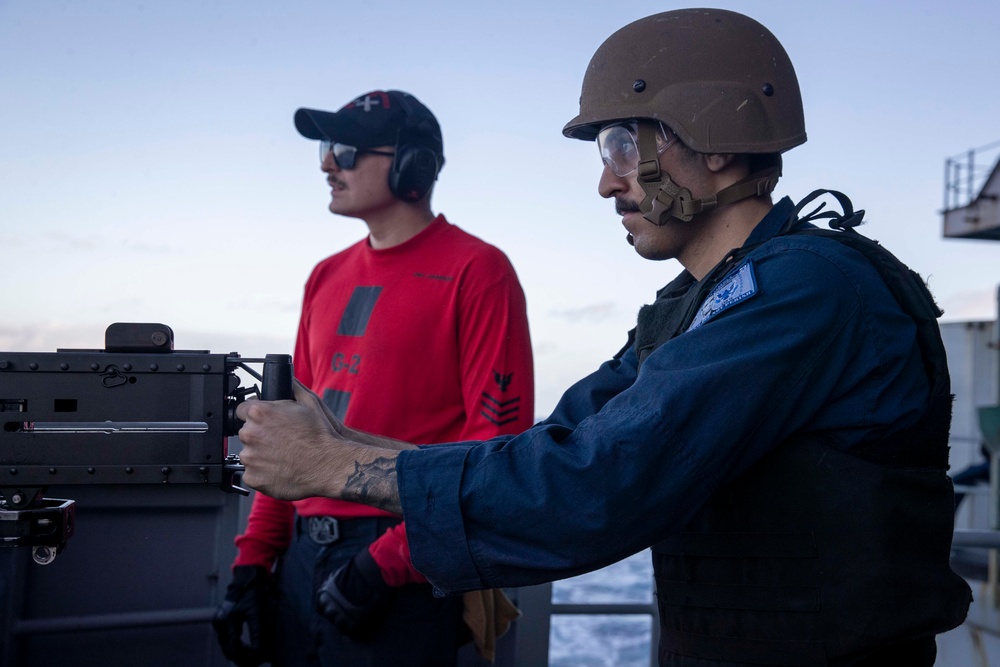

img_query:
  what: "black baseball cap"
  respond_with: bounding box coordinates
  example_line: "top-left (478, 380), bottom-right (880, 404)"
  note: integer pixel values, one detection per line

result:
top-left (294, 90), bottom-right (443, 158)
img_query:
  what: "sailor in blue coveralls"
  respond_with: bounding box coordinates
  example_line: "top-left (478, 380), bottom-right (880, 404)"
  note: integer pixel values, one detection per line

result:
top-left (236, 9), bottom-right (972, 666)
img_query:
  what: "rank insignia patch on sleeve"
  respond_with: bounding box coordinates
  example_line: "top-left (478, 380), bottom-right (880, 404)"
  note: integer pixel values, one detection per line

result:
top-left (687, 261), bottom-right (757, 331)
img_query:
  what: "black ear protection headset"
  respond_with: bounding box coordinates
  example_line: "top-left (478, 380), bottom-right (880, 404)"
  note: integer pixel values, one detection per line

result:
top-left (388, 94), bottom-right (444, 203)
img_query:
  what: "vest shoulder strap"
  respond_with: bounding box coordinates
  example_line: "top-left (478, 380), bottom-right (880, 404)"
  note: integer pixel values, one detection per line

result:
top-left (782, 190), bottom-right (949, 398)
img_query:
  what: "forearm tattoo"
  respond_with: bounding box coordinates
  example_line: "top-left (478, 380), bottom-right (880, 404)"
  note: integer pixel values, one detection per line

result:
top-left (344, 456), bottom-right (402, 514)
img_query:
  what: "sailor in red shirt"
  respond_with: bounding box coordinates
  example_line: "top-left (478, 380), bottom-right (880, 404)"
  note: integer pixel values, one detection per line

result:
top-left (213, 90), bottom-right (534, 667)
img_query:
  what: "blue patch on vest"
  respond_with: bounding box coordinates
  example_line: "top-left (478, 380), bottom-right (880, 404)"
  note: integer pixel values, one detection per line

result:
top-left (687, 261), bottom-right (757, 331)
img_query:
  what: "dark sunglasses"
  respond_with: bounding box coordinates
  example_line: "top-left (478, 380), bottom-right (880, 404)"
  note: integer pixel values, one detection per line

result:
top-left (319, 140), bottom-right (395, 169)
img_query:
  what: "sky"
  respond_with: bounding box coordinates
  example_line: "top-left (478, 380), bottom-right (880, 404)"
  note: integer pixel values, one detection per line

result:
top-left (1, 0), bottom-right (999, 416)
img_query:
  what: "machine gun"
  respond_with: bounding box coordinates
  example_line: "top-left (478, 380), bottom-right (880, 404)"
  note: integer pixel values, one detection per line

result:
top-left (0, 323), bottom-right (292, 565)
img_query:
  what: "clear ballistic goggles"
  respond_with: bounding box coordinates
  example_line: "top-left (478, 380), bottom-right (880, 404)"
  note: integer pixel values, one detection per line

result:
top-left (320, 140), bottom-right (395, 170)
top-left (597, 121), bottom-right (676, 177)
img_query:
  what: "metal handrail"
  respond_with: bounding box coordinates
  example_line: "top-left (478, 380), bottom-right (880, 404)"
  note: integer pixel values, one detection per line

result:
top-left (513, 581), bottom-right (659, 667)
top-left (943, 140), bottom-right (1000, 211)
top-left (953, 529), bottom-right (1000, 548)
top-left (11, 606), bottom-right (216, 635)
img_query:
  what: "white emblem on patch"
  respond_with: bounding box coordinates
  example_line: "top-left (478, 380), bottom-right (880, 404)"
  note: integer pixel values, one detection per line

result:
top-left (687, 261), bottom-right (757, 331)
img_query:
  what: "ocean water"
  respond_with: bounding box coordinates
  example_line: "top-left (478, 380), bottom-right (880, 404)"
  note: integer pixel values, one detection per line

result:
top-left (549, 550), bottom-right (655, 667)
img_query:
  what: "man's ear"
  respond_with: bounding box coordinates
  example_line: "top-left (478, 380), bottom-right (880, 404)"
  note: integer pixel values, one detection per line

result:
top-left (703, 153), bottom-right (737, 173)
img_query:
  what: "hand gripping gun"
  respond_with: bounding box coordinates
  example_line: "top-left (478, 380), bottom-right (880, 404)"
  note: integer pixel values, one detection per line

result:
top-left (0, 323), bottom-right (292, 565)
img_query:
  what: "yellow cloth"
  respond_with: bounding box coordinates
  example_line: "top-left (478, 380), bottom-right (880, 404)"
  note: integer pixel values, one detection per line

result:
top-left (462, 588), bottom-right (521, 663)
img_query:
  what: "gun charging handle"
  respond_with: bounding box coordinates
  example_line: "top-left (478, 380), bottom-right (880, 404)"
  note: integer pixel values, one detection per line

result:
top-left (262, 354), bottom-right (293, 401)
top-left (224, 353), bottom-right (295, 434)
top-left (222, 354), bottom-right (293, 496)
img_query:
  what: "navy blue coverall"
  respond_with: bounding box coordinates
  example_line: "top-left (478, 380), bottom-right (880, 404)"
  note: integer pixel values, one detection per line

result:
top-left (397, 197), bottom-right (929, 594)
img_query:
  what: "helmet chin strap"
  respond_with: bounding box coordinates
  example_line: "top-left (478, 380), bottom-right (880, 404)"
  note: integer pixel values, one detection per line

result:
top-left (635, 122), bottom-right (782, 227)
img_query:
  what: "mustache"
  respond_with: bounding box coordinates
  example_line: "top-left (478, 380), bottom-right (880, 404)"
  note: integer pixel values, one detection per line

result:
top-left (615, 198), bottom-right (642, 215)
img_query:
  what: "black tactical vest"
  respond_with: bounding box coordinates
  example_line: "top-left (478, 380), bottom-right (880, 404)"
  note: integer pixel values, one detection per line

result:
top-left (637, 193), bottom-right (973, 666)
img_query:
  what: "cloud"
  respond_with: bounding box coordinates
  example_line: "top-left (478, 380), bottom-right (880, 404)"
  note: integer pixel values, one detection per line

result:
top-left (0, 322), bottom-right (292, 359)
top-left (939, 288), bottom-right (998, 322)
top-left (0, 322), bottom-right (101, 351)
top-left (40, 231), bottom-right (105, 252)
top-left (124, 240), bottom-right (173, 254)
top-left (549, 302), bottom-right (617, 323)
top-left (9, 232), bottom-right (175, 255)
top-left (224, 296), bottom-right (301, 314)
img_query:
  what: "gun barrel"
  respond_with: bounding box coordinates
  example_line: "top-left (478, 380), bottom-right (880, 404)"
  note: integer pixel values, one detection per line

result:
top-left (25, 421), bottom-right (209, 434)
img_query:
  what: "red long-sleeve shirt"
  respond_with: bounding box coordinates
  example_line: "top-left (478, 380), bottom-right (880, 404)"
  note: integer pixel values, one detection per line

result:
top-left (234, 216), bottom-right (534, 583)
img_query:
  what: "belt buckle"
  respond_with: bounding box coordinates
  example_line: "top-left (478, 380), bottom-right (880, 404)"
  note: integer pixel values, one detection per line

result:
top-left (308, 516), bottom-right (340, 545)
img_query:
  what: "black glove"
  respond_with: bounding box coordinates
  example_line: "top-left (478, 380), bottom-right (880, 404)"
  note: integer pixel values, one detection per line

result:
top-left (213, 565), bottom-right (276, 667)
top-left (317, 547), bottom-right (395, 639)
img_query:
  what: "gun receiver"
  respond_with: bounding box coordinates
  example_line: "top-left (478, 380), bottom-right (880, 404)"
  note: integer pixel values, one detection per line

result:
top-left (0, 323), bottom-right (292, 565)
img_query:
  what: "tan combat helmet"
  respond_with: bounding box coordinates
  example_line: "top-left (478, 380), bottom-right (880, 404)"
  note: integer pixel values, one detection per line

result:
top-left (564, 9), bottom-right (807, 226)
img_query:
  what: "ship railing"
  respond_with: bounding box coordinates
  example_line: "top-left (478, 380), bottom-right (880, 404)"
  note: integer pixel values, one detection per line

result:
top-left (944, 139), bottom-right (1000, 212)
top-left (510, 582), bottom-right (660, 667)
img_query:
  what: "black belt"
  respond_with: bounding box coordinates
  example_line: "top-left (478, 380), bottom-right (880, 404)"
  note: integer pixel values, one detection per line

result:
top-left (298, 515), bottom-right (402, 546)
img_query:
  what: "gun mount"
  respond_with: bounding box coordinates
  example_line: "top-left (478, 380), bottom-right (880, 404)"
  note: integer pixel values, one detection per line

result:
top-left (0, 323), bottom-right (292, 564)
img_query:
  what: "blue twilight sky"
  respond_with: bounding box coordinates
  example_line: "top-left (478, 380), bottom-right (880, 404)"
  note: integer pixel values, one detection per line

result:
top-left (1, 0), bottom-right (999, 415)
